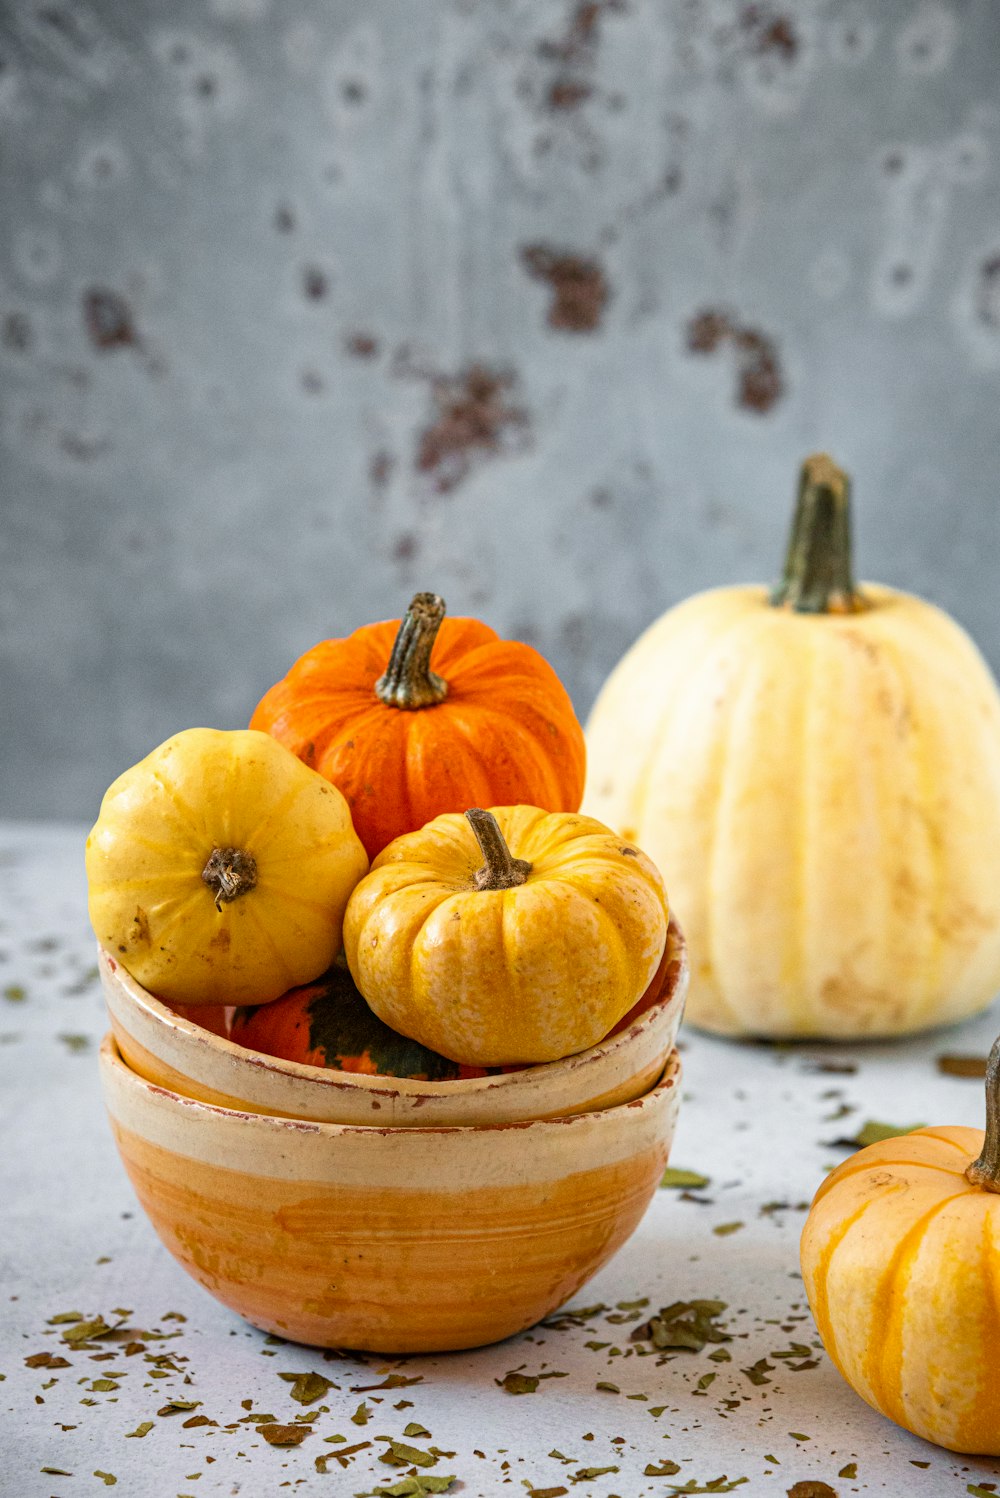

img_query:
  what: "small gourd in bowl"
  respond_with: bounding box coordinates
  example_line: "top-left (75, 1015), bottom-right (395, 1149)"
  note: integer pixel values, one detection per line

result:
top-left (344, 805), bottom-right (669, 1066)
top-left (585, 454), bottom-right (1000, 1038)
top-left (230, 955), bottom-right (498, 1080)
top-left (801, 1034), bottom-right (1000, 1454)
top-left (86, 728), bottom-right (368, 1007)
top-left (250, 592), bottom-right (586, 860)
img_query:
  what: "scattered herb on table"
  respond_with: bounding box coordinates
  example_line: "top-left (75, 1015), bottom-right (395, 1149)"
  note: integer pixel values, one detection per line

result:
top-left (667, 1481), bottom-right (748, 1494)
top-left (379, 1439), bottom-right (438, 1469)
top-left (351, 1374), bottom-right (425, 1391)
top-left (660, 1167), bottom-right (711, 1189)
top-left (259, 1421), bottom-right (312, 1446)
top-left (278, 1370), bottom-right (335, 1404)
top-left (631, 1300), bottom-right (731, 1353)
top-left (830, 1119), bottom-right (924, 1150)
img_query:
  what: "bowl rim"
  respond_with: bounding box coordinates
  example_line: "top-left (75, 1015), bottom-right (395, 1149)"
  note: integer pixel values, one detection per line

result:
top-left (100, 917), bottom-right (687, 1101)
top-left (100, 1030), bottom-right (682, 1138)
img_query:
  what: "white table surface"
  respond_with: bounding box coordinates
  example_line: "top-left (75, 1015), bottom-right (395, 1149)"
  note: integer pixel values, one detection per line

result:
top-left (4, 821), bottom-right (1000, 1498)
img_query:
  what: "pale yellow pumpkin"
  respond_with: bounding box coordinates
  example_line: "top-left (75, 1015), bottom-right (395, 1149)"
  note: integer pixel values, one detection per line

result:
top-left (801, 1036), bottom-right (1000, 1454)
top-left (86, 728), bottom-right (368, 1006)
top-left (343, 805), bottom-right (668, 1065)
top-left (584, 455), bottom-right (1000, 1038)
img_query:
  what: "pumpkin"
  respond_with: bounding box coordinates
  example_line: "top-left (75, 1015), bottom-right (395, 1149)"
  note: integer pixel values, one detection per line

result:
top-left (231, 955), bottom-right (498, 1080)
top-left (249, 592), bottom-right (586, 861)
top-left (343, 805), bottom-right (669, 1066)
top-left (801, 1033), bottom-right (1000, 1454)
top-left (86, 728), bottom-right (368, 1007)
top-left (584, 454), bottom-right (1000, 1038)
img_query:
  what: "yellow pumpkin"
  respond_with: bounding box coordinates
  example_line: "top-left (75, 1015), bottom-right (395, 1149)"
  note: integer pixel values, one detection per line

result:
top-left (343, 805), bottom-right (668, 1065)
top-left (801, 1036), bottom-right (1000, 1454)
top-left (86, 728), bottom-right (368, 1007)
top-left (584, 454), bottom-right (1000, 1038)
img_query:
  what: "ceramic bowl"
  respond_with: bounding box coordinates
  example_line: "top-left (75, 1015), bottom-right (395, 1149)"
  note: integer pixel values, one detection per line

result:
top-left (100, 1034), bottom-right (682, 1352)
top-left (100, 919), bottom-right (688, 1128)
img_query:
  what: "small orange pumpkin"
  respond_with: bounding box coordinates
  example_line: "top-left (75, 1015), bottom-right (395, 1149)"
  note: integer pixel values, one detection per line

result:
top-left (250, 593), bottom-right (586, 861)
top-left (231, 957), bottom-right (498, 1080)
top-left (801, 1034), bottom-right (1000, 1454)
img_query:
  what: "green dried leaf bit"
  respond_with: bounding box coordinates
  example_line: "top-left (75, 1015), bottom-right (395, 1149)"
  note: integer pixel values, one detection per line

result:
top-left (631, 1301), bottom-right (731, 1353)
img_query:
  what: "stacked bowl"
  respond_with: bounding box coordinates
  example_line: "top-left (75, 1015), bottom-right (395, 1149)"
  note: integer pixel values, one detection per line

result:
top-left (98, 921), bottom-right (688, 1353)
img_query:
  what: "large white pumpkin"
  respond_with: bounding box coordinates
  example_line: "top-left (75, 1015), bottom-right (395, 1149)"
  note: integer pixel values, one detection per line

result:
top-left (584, 455), bottom-right (1000, 1038)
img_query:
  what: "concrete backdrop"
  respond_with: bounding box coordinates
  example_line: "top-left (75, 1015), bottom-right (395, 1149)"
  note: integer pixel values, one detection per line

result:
top-left (2, 0), bottom-right (999, 820)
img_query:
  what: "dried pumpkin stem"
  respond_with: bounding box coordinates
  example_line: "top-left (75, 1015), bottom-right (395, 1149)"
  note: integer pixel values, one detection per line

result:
top-left (375, 592), bottom-right (449, 709)
top-left (769, 454), bottom-right (868, 615)
top-left (466, 808), bottom-right (532, 891)
top-left (966, 1034), bottom-right (1000, 1193)
top-left (202, 847), bottom-right (258, 912)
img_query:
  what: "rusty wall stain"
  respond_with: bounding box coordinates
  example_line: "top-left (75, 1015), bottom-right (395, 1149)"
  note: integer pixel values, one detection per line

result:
top-left (415, 366), bottom-right (530, 495)
top-left (687, 309), bottom-right (784, 414)
top-left (83, 289), bottom-right (136, 351)
top-left (521, 246), bottom-right (610, 333)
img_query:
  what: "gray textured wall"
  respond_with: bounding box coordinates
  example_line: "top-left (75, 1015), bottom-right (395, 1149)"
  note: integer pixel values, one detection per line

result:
top-left (2, 0), bottom-right (1000, 820)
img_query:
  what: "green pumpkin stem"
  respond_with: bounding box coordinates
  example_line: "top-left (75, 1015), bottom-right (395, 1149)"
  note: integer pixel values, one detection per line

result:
top-left (966, 1034), bottom-right (1000, 1193)
top-left (375, 592), bottom-right (449, 709)
top-left (202, 847), bottom-right (258, 912)
top-left (466, 809), bottom-right (532, 891)
top-left (769, 454), bottom-right (867, 615)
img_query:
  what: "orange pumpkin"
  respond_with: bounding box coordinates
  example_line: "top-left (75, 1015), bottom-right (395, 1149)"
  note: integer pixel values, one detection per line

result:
top-left (250, 593), bottom-right (586, 860)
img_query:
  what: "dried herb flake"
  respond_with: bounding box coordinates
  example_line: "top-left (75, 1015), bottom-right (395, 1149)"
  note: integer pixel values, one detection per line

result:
top-left (157, 1399), bottom-right (201, 1416)
top-left (667, 1481), bottom-right (748, 1495)
top-left (25, 1352), bottom-right (71, 1369)
top-left (359, 1478), bottom-right (456, 1496)
top-left (496, 1372), bottom-right (539, 1394)
top-left (380, 1439), bottom-right (437, 1469)
top-left (660, 1167), bottom-right (711, 1189)
top-left (835, 1119), bottom-right (924, 1150)
top-left (351, 1373), bottom-right (424, 1391)
top-left (259, 1422), bottom-right (311, 1446)
top-left (631, 1300), bottom-right (730, 1353)
top-left (279, 1371), bottom-right (334, 1405)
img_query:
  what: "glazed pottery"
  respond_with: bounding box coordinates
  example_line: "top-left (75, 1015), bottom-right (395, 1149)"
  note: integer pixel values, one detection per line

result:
top-left (100, 1035), bottom-right (683, 1352)
top-left (100, 920), bottom-right (688, 1128)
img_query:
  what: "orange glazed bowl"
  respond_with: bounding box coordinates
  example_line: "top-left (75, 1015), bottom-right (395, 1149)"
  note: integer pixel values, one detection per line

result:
top-left (99, 1035), bottom-right (682, 1352)
top-left (99, 920), bottom-right (688, 1128)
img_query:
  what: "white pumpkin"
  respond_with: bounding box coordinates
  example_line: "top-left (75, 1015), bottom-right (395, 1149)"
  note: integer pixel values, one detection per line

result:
top-left (584, 455), bottom-right (1000, 1037)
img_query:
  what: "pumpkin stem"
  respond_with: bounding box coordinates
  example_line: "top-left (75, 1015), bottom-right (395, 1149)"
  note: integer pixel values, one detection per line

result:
top-left (466, 808), bottom-right (532, 891)
top-left (769, 454), bottom-right (868, 615)
top-left (202, 847), bottom-right (258, 912)
top-left (375, 593), bottom-right (449, 709)
top-left (966, 1034), bottom-right (1000, 1193)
